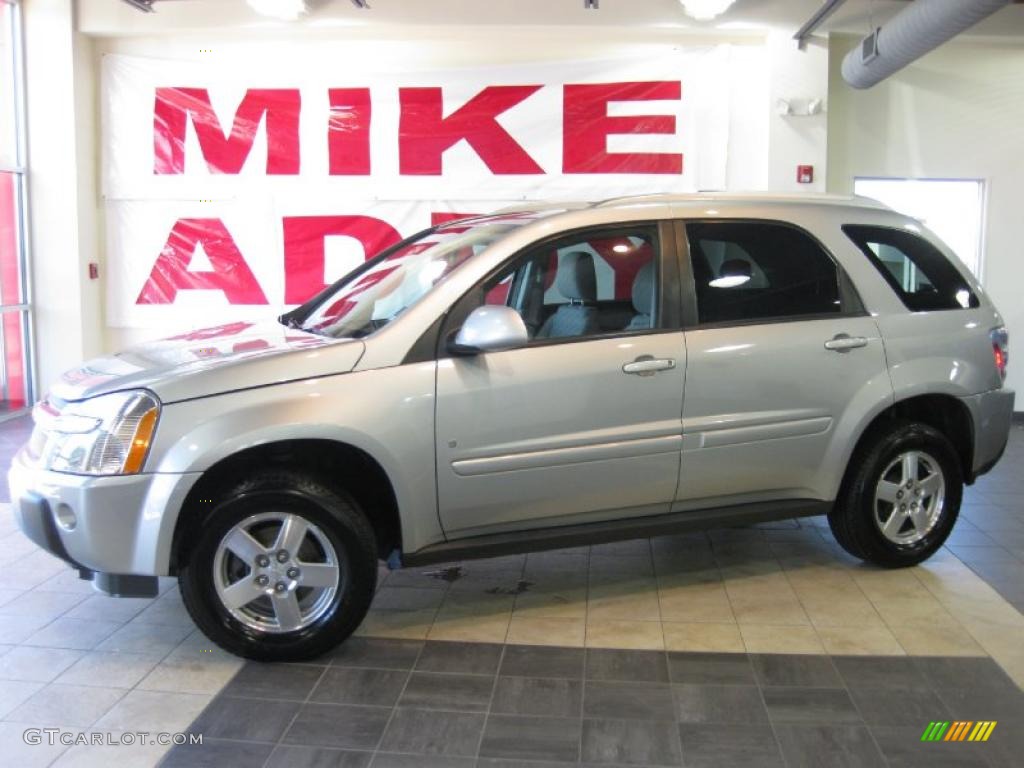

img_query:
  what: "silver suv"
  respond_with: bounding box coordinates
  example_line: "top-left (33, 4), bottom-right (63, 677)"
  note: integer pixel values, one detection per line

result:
top-left (9, 194), bottom-right (1014, 660)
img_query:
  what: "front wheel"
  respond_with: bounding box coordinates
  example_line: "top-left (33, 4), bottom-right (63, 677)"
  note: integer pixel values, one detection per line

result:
top-left (179, 470), bottom-right (378, 661)
top-left (829, 421), bottom-right (962, 568)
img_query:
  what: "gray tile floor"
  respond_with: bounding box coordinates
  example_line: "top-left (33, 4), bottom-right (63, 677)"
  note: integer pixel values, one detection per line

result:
top-left (161, 639), bottom-right (1024, 768)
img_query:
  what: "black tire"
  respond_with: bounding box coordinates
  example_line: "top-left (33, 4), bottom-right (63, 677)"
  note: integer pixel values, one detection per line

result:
top-left (178, 469), bottom-right (378, 661)
top-left (829, 421), bottom-right (962, 568)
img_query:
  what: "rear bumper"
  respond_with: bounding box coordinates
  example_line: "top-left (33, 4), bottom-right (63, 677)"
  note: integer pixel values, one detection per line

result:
top-left (960, 387), bottom-right (1015, 480)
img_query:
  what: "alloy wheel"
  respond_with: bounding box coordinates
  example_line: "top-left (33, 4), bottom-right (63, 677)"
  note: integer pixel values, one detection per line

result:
top-left (873, 450), bottom-right (946, 546)
top-left (213, 511), bottom-right (343, 633)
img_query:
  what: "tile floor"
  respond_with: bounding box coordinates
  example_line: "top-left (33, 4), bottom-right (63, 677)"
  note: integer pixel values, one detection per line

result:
top-left (0, 416), bottom-right (1020, 766)
top-left (160, 639), bottom-right (1024, 768)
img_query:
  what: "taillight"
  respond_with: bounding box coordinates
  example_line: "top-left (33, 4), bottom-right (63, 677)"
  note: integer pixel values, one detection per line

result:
top-left (991, 326), bottom-right (1009, 383)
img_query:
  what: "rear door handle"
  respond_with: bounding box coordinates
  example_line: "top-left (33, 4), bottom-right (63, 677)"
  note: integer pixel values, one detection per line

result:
top-left (824, 334), bottom-right (869, 352)
top-left (623, 356), bottom-right (676, 376)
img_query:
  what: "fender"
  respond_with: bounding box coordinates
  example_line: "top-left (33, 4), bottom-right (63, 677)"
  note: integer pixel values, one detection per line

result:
top-left (146, 363), bottom-right (442, 572)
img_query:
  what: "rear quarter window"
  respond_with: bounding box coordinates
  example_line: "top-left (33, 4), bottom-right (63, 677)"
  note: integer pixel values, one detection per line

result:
top-left (843, 225), bottom-right (979, 312)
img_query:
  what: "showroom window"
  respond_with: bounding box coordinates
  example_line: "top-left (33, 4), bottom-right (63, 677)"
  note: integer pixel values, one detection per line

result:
top-left (0, 0), bottom-right (32, 416)
top-left (686, 221), bottom-right (843, 326)
top-left (854, 178), bottom-right (985, 279)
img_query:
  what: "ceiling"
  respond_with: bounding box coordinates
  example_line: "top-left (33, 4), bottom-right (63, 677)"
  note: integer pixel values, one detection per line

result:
top-left (81, 0), bottom-right (1024, 38)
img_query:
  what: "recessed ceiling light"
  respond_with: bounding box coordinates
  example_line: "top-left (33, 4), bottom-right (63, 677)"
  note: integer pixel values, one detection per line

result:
top-left (247, 0), bottom-right (307, 21)
top-left (679, 0), bottom-right (737, 21)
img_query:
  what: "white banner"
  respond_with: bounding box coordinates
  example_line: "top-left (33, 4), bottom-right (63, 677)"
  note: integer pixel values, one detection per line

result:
top-left (101, 49), bottom-right (746, 328)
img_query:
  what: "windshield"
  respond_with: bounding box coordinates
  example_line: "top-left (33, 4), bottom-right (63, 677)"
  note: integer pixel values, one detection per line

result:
top-left (292, 215), bottom-right (536, 338)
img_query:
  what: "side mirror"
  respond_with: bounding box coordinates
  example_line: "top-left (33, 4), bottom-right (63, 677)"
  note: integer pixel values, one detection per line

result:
top-left (450, 306), bottom-right (529, 355)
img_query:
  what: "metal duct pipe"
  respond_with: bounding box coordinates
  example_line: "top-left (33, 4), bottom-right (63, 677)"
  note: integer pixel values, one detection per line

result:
top-left (842, 0), bottom-right (1010, 89)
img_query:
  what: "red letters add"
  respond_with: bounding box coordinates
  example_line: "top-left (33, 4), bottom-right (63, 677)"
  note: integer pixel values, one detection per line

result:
top-left (154, 88), bottom-right (301, 175)
top-left (137, 219), bottom-right (268, 305)
top-left (399, 86), bottom-right (544, 175)
top-left (282, 216), bottom-right (402, 304)
top-left (328, 88), bottom-right (372, 175)
top-left (563, 81), bottom-right (683, 174)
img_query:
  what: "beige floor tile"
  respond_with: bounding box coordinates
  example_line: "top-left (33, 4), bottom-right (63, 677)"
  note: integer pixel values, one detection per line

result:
top-left (50, 731), bottom-right (171, 768)
top-left (371, 586), bottom-right (447, 612)
top-left (850, 568), bottom-right (925, 601)
top-left (0, 646), bottom-right (83, 682)
top-left (523, 569), bottom-right (590, 589)
top-left (427, 612), bottom-right (510, 643)
top-left (0, 679), bottom-right (45, 719)
top-left (663, 622), bottom-right (745, 653)
top-left (437, 592), bottom-right (515, 615)
top-left (512, 587), bottom-right (588, 619)
top-left (0, 720), bottom-right (70, 768)
top-left (718, 560), bottom-right (785, 583)
top-left (816, 625), bottom-right (906, 656)
top-left (585, 620), bottom-right (664, 650)
top-left (794, 587), bottom-right (885, 628)
top-left (587, 581), bottom-right (662, 622)
top-left (9, 683), bottom-right (126, 728)
top-left (55, 651), bottom-right (161, 690)
top-left (727, 589), bottom-right (810, 626)
top-left (506, 617), bottom-right (585, 647)
top-left (94, 690), bottom-right (211, 733)
top-left (136, 652), bottom-right (244, 695)
top-left (64, 595), bottom-right (153, 624)
top-left (355, 608), bottom-right (435, 640)
top-left (591, 540), bottom-right (653, 558)
top-left (888, 623), bottom-right (986, 656)
top-left (589, 557), bottom-right (656, 583)
top-left (95, 621), bottom-right (194, 655)
top-left (130, 591), bottom-right (194, 627)
top-left (869, 596), bottom-right (959, 627)
top-left (960, 620), bottom-right (1024, 686)
top-left (658, 581), bottom-right (735, 624)
top-left (939, 597), bottom-right (1024, 629)
top-left (739, 624), bottom-right (825, 654)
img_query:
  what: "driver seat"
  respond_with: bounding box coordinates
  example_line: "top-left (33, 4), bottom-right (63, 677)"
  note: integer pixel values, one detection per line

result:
top-left (536, 252), bottom-right (600, 339)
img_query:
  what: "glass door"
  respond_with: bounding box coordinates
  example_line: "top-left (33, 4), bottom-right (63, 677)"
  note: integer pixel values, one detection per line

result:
top-left (0, 0), bottom-right (33, 417)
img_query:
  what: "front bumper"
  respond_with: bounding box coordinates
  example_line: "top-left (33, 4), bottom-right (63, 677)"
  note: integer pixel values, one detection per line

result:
top-left (8, 451), bottom-right (201, 585)
top-left (960, 387), bottom-right (1015, 480)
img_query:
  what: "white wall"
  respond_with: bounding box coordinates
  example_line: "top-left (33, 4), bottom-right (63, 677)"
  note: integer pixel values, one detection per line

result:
top-left (827, 35), bottom-right (1024, 398)
top-left (92, 27), bottom-right (825, 355)
top-left (766, 32), bottom-right (829, 193)
top-left (22, 0), bottom-right (102, 393)
top-left (23, 13), bottom-right (833, 391)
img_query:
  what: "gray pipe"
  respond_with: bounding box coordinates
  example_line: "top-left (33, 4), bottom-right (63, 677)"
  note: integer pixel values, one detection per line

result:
top-left (842, 0), bottom-right (1010, 89)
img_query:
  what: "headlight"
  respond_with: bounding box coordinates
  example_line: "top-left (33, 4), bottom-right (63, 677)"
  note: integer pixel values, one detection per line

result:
top-left (34, 391), bottom-right (161, 475)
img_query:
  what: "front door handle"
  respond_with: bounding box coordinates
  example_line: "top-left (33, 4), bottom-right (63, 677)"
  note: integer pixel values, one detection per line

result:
top-left (824, 334), bottom-right (869, 352)
top-left (623, 356), bottom-right (676, 376)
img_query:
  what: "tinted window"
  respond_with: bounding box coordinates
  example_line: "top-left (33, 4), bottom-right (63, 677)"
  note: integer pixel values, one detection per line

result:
top-left (483, 227), bottom-right (659, 341)
top-left (843, 225), bottom-right (979, 312)
top-left (687, 222), bottom-right (842, 325)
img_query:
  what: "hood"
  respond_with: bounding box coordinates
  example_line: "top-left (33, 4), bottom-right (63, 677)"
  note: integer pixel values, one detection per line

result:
top-left (50, 321), bottom-right (366, 404)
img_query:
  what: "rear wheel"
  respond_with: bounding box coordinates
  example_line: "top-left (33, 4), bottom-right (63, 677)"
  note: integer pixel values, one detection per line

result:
top-left (829, 421), bottom-right (962, 567)
top-left (179, 470), bottom-right (378, 661)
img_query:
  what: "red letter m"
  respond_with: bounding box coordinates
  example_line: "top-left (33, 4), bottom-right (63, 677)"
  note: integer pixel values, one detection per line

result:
top-left (154, 88), bottom-right (301, 175)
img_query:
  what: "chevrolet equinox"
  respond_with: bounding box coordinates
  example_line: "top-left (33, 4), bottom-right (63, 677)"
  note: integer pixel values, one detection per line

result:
top-left (9, 194), bottom-right (1014, 660)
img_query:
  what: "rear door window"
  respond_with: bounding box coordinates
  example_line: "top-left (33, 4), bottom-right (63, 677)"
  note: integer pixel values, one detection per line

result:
top-left (686, 222), bottom-right (843, 325)
top-left (843, 225), bottom-right (979, 311)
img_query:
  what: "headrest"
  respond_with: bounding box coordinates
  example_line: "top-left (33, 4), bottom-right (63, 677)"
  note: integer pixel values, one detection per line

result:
top-left (719, 259), bottom-right (753, 279)
top-left (632, 261), bottom-right (655, 316)
top-left (556, 251), bottom-right (598, 302)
